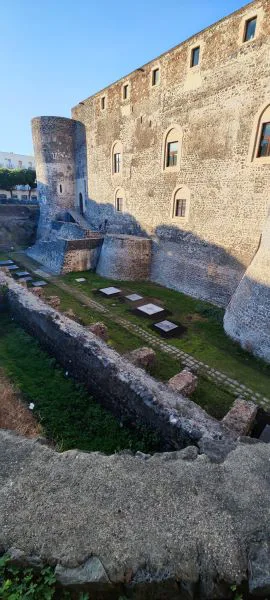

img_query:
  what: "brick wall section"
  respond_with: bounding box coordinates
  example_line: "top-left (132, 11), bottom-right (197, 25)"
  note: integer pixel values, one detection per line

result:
top-left (1, 272), bottom-right (230, 449)
top-left (28, 237), bottom-right (103, 274)
top-left (96, 234), bottom-right (151, 280)
top-left (71, 0), bottom-right (270, 306)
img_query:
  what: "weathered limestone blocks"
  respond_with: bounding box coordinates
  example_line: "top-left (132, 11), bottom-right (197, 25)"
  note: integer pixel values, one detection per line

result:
top-left (47, 296), bottom-right (61, 309)
top-left (96, 234), bottom-right (151, 281)
top-left (28, 236), bottom-right (103, 275)
top-left (125, 346), bottom-right (156, 369)
top-left (168, 369), bottom-right (198, 397)
top-left (1, 430), bottom-right (270, 599)
top-left (222, 398), bottom-right (258, 437)
top-left (224, 212), bottom-right (270, 363)
top-left (87, 322), bottom-right (109, 342)
top-left (0, 271), bottom-right (229, 449)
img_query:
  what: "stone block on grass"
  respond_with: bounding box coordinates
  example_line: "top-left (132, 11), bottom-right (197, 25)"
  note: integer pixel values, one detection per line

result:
top-left (31, 287), bottom-right (45, 298)
top-left (125, 347), bottom-right (156, 369)
top-left (168, 369), bottom-right (198, 397)
top-left (47, 296), bottom-right (61, 309)
top-left (222, 397), bottom-right (258, 437)
top-left (87, 322), bottom-right (109, 342)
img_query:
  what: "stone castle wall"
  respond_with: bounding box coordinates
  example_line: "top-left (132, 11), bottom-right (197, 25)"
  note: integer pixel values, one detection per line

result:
top-left (71, 0), bottom-right (270, 306)
top-left (32, 116), bottom-right (86, 238)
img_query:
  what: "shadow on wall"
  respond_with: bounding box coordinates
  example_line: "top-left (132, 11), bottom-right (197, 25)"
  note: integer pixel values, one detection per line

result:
top-left (82, 197), bottom-right (246, 307)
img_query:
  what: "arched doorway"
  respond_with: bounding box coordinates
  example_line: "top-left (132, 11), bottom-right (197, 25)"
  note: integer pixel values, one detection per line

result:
top-left (79, 193), bottom-right (84, 215)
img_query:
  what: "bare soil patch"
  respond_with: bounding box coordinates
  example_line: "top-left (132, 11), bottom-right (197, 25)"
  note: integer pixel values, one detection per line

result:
top-left (0, 369), bottom-right (41, 438)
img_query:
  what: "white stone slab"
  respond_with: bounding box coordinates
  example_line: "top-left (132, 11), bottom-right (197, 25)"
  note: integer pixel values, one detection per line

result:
top-left (32, 280), bottom-right (47, 287)
top-left (0, 260), bottom-right (13, 266)
top-left (100, 286), bottom-right (121, 296)
top-left (15, 271), bottom-right (30, 277)
top-left (137, 303), bottom-right (164, 316)
top-left (75, 278), bottom-right (86, 283)
top-left (154, 320), bottom-right (179, 332)
top-left (19, 276), bottom-right (33, 282)
top-left (7, 265), bottom-right (19, 270)
top-left (125, 294), bottom-right (143, 301)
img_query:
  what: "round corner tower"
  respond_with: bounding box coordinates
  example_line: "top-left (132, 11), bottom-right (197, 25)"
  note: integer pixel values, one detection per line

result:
top-left (32, 116), bottom-right (85, 237)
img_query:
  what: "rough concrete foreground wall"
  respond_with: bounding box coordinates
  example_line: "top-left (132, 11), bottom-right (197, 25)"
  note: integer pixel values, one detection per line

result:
top-left (0, 273), bottom-right (228, 449)
top-left (1, 430), bottom-right (270, 599)
top-left (72, 0), bottom-right (270, 306)
top-left (0, 205), bottom-right (39, 250)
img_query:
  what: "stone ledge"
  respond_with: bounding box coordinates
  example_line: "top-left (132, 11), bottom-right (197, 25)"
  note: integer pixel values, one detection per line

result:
top-left (1, 430), bottom-right (270, 598)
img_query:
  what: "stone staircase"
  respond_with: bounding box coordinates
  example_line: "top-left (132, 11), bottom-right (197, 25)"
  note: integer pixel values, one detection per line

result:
top-left (67, 209), bottom-right (93, 237)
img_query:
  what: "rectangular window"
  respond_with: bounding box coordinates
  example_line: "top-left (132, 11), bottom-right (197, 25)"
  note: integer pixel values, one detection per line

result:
top-left (21, 195), bottom-right (28, 199)
top-left (31, 196), bottom-right (37, 200)
top-left (175, 199), bottom-right (186, 218)
top-left (167, 141), bottom-right (178, 167)
top-left (114, 152), bottom-right (121, 173)
top-left (244, 17), bottom-right (257, 42)
top-left (191, 46), bottom-right (200, 67)
top-left (152, 68), bottom-right (160, 86)
top-left (101, 96), bottom-right (106, 110)
top-left (116, 197), bottom-right (123, 212)
top-left (18, 160), bottom-right (22, 168)
top-left (258, 122), bottom-right (270, 157)
top-left (123, 84), bottom-right (129, 100)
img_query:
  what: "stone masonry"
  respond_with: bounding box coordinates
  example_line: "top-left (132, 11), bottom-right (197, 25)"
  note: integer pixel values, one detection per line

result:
top-left (1, 430), bottom-right (270, 598)
top-left (29, 0), bottom-right (270, 360)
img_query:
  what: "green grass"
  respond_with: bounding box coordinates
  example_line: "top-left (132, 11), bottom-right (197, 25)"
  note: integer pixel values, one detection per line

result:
top-left (61, 271), bottom-right (270, 398)
top-left (0, 313), bottom-right (159, 454)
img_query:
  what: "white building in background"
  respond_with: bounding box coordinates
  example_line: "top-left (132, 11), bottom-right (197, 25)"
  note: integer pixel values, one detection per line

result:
top-left (0, 151), bottom-right (37, 201)
top-left (0, 151), bottom-right (35, 170)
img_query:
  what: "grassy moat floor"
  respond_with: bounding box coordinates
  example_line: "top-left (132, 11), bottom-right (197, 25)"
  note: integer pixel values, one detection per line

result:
top-left (0, 314), bottom-right (159, 454)
top-left (1, 251), bottom-right (270, 425)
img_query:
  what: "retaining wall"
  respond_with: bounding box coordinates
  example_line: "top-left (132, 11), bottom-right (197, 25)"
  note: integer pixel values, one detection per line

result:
top-left (0, 204), bottom-right (39, 250)
top-left (0, 272), bottom-right (229, 450)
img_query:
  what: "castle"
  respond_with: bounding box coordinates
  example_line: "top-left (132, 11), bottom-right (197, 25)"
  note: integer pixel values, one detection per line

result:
top-left (29, 0), bottom-right (270, 361)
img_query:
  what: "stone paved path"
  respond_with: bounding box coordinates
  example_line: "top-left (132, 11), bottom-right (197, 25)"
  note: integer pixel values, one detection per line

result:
top-left (53, 280), bottom-right (270, 410)
top-left (12, 252), bottom-right (270, 411)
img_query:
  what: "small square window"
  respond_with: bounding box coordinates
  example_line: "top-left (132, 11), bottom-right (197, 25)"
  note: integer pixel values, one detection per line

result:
top-left (244, 17), bottom-right (257, 42)
top-left (191, 46), bottom-right (200, 68)
top-left (175, 199), bottom-right (186, 218)
top-left (152, 68), bottom-right (160, 86)
top-left (166, 141), bottom-right (178, 167)
top-left (114, 153), bottom-right (121, 173)
top-left (123, 84), bottom-right (129, 100)
top-left (116, 197), bottom-right (123, 212)
top-left (257, 122), bottom-right (270, 158)
top-left (101, 96), bottom-right (106, 110)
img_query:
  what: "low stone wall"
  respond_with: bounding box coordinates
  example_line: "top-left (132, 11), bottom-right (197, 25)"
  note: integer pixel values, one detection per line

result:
top-left (1, 430), bottom-right (270, 599)
top-left (27, 236), bottom-right (103, 274)
top-left (0, 272), bottom-right (229, 450)
top-left (96, 234), bottom-right (152, 280)
top-left (0, 204), bottom-right (39, 250)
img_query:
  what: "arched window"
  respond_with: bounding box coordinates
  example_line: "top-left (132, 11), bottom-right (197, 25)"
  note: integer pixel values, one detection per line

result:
top-left (249, 103), bottom-right (270, 164)
top-left (112, 141), bottom-right (123, 175)
top-left (59, 184), bottom-right (62, 194)
top-left (114, 188), bottom-right (125, 212)
top-left (172, 186), bottom-right (190, 222)
top-left (163, 126), bottom-right (183, 171)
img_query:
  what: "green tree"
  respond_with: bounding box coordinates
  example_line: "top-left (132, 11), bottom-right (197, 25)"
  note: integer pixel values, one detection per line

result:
top-left (0, 167), bottom-right (36, 199)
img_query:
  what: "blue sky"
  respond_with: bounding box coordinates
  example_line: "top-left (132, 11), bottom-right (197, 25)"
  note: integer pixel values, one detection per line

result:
top-left (1, 0), bottom-right (248, 156)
